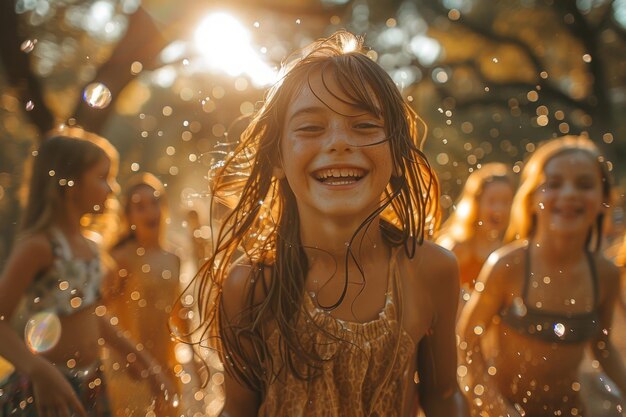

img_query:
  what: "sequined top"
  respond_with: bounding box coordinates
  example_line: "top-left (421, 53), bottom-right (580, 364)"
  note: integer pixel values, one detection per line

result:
top-left (500, 247), bottom-right (601, 344)
top-left (11, 228), bottom-right (103, 332)
top-left (258, 247), bottom-right (417, 417)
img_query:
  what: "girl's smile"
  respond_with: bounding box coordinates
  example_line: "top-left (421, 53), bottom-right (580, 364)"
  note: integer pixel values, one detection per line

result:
top-left (533, 150), bottom-right (604, 235)
top-left (277, 68), bottom-right (393, 222)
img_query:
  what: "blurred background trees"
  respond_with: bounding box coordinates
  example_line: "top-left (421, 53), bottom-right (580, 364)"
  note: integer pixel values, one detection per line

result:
top-left (1, 0), bottom-right (626, 263)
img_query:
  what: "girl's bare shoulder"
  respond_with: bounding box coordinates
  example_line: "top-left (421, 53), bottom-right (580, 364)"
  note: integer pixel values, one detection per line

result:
top-left (110, 240), bottom-right (133, 264)
top-left (0, 232), bottom-right (53, 292)
top-left (483, 240), bottom-right (527, 271)
top-left (474, 240), bottom-right (527, 295)
top-left (400, 241), bottom-right (458, 294)
top-left (222, 257), bottom-right (269, 316)
top-left (15, 232), bottom-right (54, 262)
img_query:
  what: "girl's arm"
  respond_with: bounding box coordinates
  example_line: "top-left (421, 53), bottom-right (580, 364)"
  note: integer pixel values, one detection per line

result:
top-left (218, 262), bottom-right (262, 417)
top-left (0, 235), bottom-right (88, 417)
top-left (456, 249), bottom-right (517, 414)
top-left (418, 245), bottom-right (469, 417)
top-left (593, 259), bottom-right (626, 394)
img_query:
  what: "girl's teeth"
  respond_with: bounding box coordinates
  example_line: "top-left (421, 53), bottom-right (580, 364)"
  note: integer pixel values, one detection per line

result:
top-left (316, 168), bottom-right (363, 179)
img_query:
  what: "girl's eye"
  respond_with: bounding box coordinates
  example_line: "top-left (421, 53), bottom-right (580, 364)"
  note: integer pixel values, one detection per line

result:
top-left (576, 181), bottom-right (595, 189)
top-left (355, 122), bottom-right (382, 129)
top-left (545, 180), bottom-right (561, 189)
top-left (295, 125), bottom-right (323, 133)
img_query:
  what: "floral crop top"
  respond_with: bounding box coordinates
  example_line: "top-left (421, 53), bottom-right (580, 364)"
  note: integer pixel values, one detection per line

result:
top-left (11, 228), bottom-right (103, 332)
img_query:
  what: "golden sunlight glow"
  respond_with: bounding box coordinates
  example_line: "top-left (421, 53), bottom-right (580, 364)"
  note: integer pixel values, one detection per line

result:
top-left (194, 12), bottom-right (276, 86)
top-left (342, 36), bottom-right (358, 53)
top-left (455, 200), bottom-right (471, 220)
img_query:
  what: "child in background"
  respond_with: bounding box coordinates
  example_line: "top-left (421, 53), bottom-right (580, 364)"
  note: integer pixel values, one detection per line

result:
top-left (458, 135), bottom-right (626, 416)
top-left (0, 128), bottom-right (173, 416)
top-left (196, 31), bottom-right (469, 416)
top-left (437, 162), bottom-right (514, 295)
top-left (103, 172), bottom-right (187, 416)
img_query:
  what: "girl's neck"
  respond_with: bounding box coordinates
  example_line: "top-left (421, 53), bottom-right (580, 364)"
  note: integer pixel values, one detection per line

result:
top-left (54, 207), bottom-right (84, 237)
top-left (133, 232), bottom-right (161, 250)
top-left (474, 224), bottom-right (503, 242)
top-left (299, 215), bottom-right (385, 260)
top-left (531, 228), bottom-right (589, 263)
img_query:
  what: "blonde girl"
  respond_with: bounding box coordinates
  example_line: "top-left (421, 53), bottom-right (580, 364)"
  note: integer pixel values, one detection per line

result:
top-left (437, 163), bottom-right (515, 293)
top-left (458, 135), bottom-right (626, 416)
top-left (0, 128), bottom-right (173, 417)
top-left (103, 172), bottom-right (186, 416)
top-left (195, 31), bottom-right (469, 416)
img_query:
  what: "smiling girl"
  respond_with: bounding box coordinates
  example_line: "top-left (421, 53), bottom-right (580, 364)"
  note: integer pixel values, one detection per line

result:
top-left (458, 135), bottom-right (626, 416)
top-left (437, 163), bottom-right (515, 294)
top-left (195, 31), bottom-right (468, 417)
top-left (0, 128), bottom-right (172, 417)
top-left (103, 173), bottom-right (183, 416)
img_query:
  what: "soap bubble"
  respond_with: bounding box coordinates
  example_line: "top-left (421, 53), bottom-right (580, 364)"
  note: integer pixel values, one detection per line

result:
top-left (24, 311), bottom-right (62, 353)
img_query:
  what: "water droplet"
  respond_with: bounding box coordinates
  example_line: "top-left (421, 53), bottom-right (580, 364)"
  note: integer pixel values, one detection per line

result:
top-left (553, 322), bottom-right (565, 337)
top-left (24, 311), bottom-right (62, 353)
top-left (25, 101), bottom-right (34, 111)
top-left (539, 202), bottom-right (545, 209)
top-left (83, 83), bottom-right (112, 109)
top-left (20, 39), bottom-right (37, 53)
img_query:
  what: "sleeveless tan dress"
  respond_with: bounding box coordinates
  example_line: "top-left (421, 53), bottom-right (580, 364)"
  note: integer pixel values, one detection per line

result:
top-left (258, 248), bottom-right (417, 416)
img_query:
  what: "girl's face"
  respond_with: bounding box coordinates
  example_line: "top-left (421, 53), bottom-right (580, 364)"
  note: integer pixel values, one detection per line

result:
top-left (277, 68), bottom-right (394, 221)
top-left (127, 185), bottom-right (161, 236)
top-left (476, 181), bottom-right (513, 236)
top-left (532, 150), bottom-right (604, 236)
top-left (74, 156), bottom-right (113, 213)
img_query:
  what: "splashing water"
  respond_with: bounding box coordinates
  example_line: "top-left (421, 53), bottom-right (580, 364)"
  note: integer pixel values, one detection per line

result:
top-left (24, 311), bottom-right (62, 353)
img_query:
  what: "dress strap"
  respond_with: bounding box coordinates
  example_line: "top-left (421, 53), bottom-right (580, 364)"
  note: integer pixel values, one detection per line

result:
top-left (585, 250), bottom-right (599, 308)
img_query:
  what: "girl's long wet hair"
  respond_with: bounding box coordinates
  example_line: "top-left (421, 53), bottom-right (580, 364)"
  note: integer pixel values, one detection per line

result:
top-left (195, 31), bottom-right (440, 393)
top-left (20, 126), bottom-right (119, 240)
top-left (505, 135), bottom-right (611, 251)
top-left (436, 162), bottom-right (514, 248)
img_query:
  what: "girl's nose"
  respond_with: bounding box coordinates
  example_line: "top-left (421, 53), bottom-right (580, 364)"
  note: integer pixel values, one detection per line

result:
top-left (324, 125), bottom-right (354, 152)
top-left (560, 182), bottom-right (577, 195)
